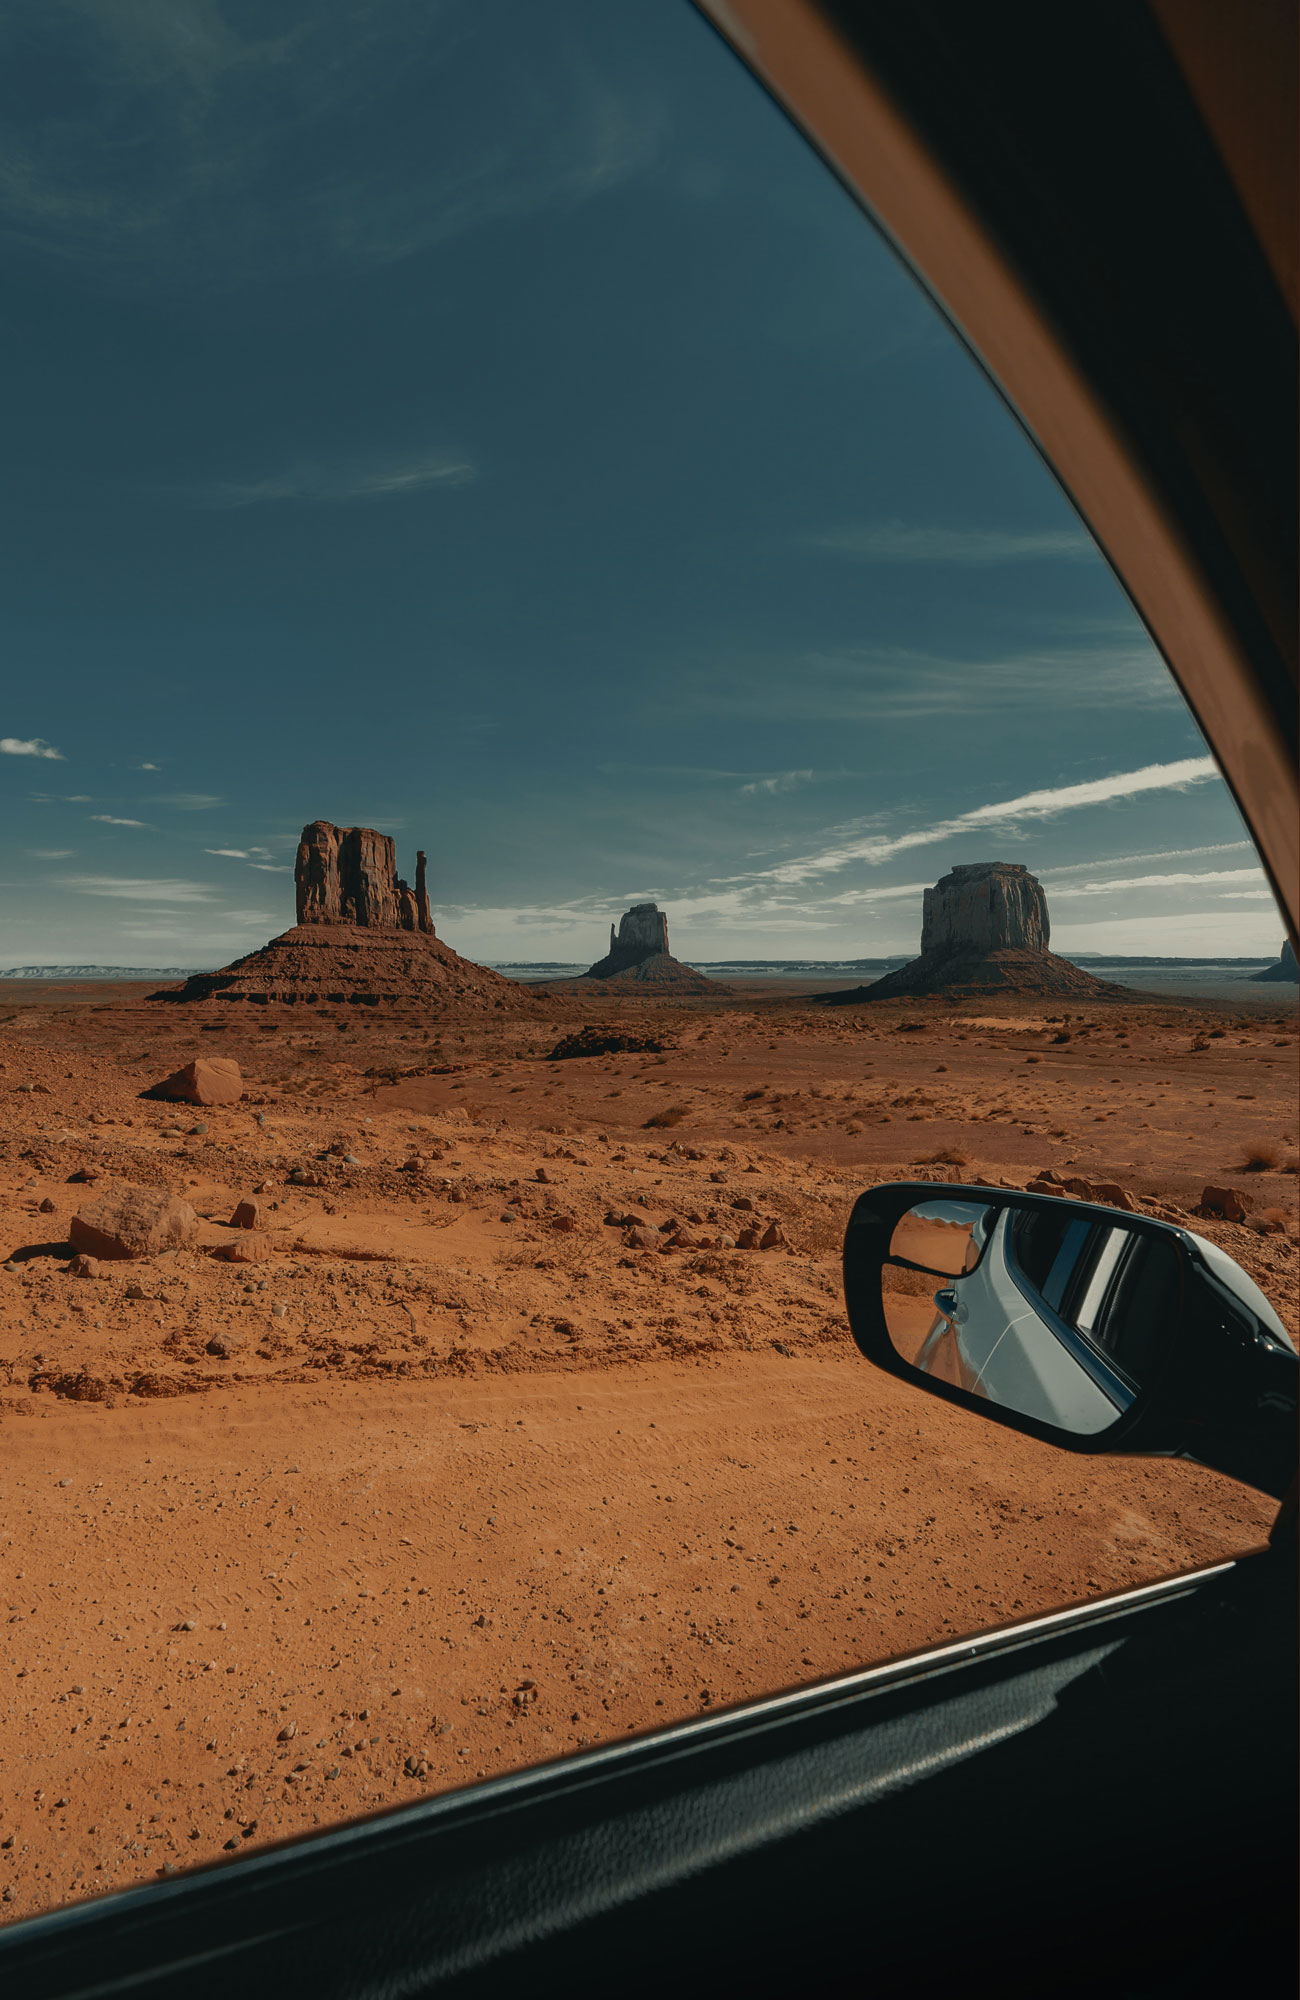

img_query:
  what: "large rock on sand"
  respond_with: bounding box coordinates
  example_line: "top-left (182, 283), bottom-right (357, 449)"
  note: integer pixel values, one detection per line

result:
top-left (148, 1057), bottom-right (244, 1105)
top-left (70, 1186), bottom-right (198, 1261)
top-left (824, 861), bottom-right (1123, 1003)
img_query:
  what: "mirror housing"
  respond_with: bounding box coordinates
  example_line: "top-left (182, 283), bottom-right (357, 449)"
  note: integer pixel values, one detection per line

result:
top-left (844, 1182), bottom-right (1298, 1500)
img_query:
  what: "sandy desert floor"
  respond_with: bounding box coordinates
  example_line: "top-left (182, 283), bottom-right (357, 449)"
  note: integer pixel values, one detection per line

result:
top-left (0, 974), bottom-right (1295, 1920)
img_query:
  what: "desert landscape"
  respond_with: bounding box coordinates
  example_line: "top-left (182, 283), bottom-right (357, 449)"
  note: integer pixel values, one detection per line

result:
top-left (0, 833), bottom-right (1295, 1922)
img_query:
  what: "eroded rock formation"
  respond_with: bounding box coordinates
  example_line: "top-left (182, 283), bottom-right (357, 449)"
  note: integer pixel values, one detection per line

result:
top-left (580, 903), bottom-right (728, 994)
top-left (155, 819), bottom-right (540, 1013)
top-left (588, 904), bottom-right (672, 978)
top-left (824, 860), bottom-right (1121, 1003)
top-left (921, 862), bottom-right (1049, 955)
top-left (1251, 939), bottom-right (1299, 983)
top-left (295, 822), bottom-right (435, 934)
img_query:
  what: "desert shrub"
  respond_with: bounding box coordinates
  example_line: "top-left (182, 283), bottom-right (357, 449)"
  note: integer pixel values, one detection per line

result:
top-left (643, 1105), bottom-right (688, 1129)
top-left (917, 1148), bottom-right (971, 1168)
top-left (1240, 1138), bottom-right (1283, 1172)
top-left (548, 1026), bottom-right (671, 1061)
top-left (1260, 1207), bottom-right (1297, 1236)
top-left (1051, 1030), bottom-right (1072, 1043)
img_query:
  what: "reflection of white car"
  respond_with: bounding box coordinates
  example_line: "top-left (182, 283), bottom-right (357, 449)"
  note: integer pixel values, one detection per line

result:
top-left (915, 1205), bottom-right (1172, 1435)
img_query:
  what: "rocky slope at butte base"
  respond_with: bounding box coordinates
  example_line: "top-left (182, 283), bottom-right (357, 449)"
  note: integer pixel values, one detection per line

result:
top-left (153, 925), bottom-right (539, 1012)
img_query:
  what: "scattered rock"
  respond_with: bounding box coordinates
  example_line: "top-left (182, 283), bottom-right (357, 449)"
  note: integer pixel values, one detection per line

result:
top-left (145, 1058), bottom-right (244, 1107)
top-left (276, 1720), bottom-right (297, 1742)
top-left (551, 1215), bottom-right (578, 1234)
top-left (38, 1197), bottom-right (55, 1213)
top-left (214, 1233), bottom-right (273, 1264)
top-left (759, 1222), bottom-right (785, 1250)
top-left (70, 1186), bottom-right (198, 1261)
top-left (736, 1226), bottom-right (762, 1249)
top-left (1197, 1184), bottom-right (1252, 1223)
top-left (207, 1334), bottom-right (243, 1359)
top-left (230, 1198), bottom-right (265, 1230)
top-left (67, 1253), bottom-right (100, 1279)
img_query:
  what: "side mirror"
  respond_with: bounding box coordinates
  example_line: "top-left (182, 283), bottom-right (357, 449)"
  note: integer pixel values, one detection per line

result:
top-left (843, 1183), bottom-right (1298, 1501)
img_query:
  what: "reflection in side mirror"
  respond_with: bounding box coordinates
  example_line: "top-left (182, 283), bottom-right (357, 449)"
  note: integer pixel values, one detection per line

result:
top-left (884, 1197), bottom-right (1176, 1435)
top-left (846, 1182), bottom-right (1299, 1498)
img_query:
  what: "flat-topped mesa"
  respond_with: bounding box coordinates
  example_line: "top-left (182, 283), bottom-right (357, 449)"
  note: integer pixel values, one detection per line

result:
top-left (921, 861), bottom-right (1049, 955)
top-left (294, 821), bottom-right (435, 934)
top-left (822, 859), bottom-right (1122, 1003)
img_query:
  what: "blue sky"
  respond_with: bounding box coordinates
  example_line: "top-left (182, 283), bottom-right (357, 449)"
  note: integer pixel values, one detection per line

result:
top-left (0, 0), bottom-right (1281, 968)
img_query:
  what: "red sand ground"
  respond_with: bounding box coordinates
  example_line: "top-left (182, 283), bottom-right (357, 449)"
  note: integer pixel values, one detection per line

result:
top-left (0, 976), bottom-right (1294, 1920)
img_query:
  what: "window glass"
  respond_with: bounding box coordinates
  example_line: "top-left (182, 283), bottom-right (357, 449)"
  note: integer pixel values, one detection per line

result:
top-left (0, 0), bottom-right (1293, 1924)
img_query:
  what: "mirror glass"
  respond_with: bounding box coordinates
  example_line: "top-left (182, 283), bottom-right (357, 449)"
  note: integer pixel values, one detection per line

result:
top-left (882, 1199), bottom-right (1181, 1435)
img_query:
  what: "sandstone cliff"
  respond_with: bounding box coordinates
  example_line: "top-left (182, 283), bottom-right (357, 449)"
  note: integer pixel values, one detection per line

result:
top-left (921, 862), bottom-right (1049, 955)
top-left (295, 821), bottom-right (435, 934)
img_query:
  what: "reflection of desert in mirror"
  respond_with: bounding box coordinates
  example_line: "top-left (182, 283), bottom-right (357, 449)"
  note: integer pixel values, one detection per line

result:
top-left (1, 0), bottom-right (1296, 1934)
top-left (888, 1201), bottom-right (984, 1278)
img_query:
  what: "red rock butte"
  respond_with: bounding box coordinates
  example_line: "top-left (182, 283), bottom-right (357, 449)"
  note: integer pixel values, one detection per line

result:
top-left (153, 820), bottom-right (538, 1012)
top-left (578, 903), bottom-right (728, 994)
top-left (824, 861), bottom-right (1125, 1003)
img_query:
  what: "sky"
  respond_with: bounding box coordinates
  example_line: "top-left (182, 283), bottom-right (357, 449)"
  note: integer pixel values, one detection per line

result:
top-left (0, 0), bottom-right (1283, 969)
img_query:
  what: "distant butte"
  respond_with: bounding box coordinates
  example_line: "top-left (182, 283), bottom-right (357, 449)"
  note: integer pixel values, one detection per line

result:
top-left (823, 861), bottom-right (1124, 1003)
top-left (154, 819), bottom-right (537, 1013)
top-left (1250, 939), bottom-right (1299, 983)
top-left (581, 903), bottom-right (729, 994)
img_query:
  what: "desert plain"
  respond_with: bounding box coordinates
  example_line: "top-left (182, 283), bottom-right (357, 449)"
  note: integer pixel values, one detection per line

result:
top-left (0, 973), bottom-right (1295, 1921)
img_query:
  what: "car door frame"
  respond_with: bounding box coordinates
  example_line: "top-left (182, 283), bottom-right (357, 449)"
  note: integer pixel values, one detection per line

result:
top-left (1, 3), bottom-right (1294, 1992)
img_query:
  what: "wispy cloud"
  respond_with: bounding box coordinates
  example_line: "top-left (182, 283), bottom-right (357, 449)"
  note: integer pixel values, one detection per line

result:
top-left (678, 642), bottom-right (1181, 723)
top-left (135, 760), bottom-right (160, 770)
top-left (0, 6), bottom-right (664, 286)
top-left (26, 848), bottom-right (75, 860)
top-left (148, 792), bottom-right (222, 810)
top-left (62, 876), bottom-right (216, 904)
top-left (739, 770), bottom-right (815, 797)
top-left (199, 449), bottom-right (473, 508)
top-left (807, 521), bottom-right (1096, 564)
top-left (733, 757), bottom-right (1220, 890)
top-left (90, 814), bottom-right (150, 828)
top-left (30, 792), bottom-right (92, 803)
top-left (2, 736), bottom-right (63, 759)
top-left (1039, 841), bottom-right (1252, 876)
top-left (206, 848), bottom-right (251, 859)
top-left (1051, 867), bottom-right (1267, 898)
top-left (249, 863), bottom-right (292, 872)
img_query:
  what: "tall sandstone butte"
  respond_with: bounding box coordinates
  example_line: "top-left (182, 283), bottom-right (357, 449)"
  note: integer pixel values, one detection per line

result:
top-left (155, 820), bottom-right (535, 1012)
top-left (577, 902), bottom-right (727, 994)
top-left (295, 821), bottom-right (434, 934)
top-left (826, 860), bottom-right (1120, 1003)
